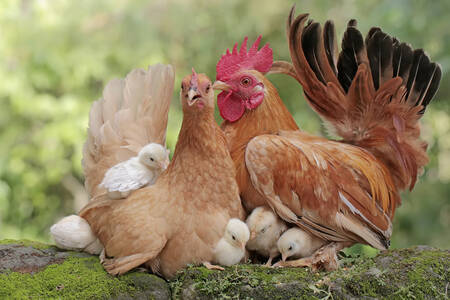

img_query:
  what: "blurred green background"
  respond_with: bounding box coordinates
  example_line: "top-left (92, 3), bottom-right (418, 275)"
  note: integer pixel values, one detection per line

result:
top-left (0, 0), bottom-right (448, 251)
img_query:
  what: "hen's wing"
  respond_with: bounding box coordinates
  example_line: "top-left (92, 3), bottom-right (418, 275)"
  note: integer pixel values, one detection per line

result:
top-left (271, 7), bottom-right (441, 192)
top-left (79, 190), bottom-right (169, 275)
top-left (245, 131), bottom-right (395, 250)
top-left (100, 159), bottom-right (152, 193)
top-left (83, 64), bottom-right (175, 198)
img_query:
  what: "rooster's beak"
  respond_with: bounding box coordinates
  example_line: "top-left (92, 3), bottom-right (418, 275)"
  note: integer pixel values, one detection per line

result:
top-left (212, 81), bottom-right (231, 91)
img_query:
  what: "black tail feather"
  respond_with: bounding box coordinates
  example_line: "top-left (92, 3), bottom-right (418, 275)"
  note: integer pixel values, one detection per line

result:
top-left (302, 21), bottom-right (326, 84)
top-left (366, 29), bottom-right (393, 90)
top-left (323, 21), bottom-right (338, 76)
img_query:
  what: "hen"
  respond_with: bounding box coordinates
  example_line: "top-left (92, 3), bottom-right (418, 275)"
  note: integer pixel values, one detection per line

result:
top-left (79, 70), bottom-right (245, 278)
top-left (51, 65), bottom-right (173, 252)
top-left (213, 6), bottom-right (441, 270)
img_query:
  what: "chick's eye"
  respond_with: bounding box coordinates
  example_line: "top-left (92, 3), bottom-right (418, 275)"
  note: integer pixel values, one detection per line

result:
top-left (150, 158), bottom-right (154, 161)
top-left (261, 228), bottom-right (266, 233)
top-left (205, 84), bottom-right (210, 93)
top-left (232, 235), bottom-right (236, 240)
top-left (288, 246), bottom-right (293, 251)
top-left (240, 77), bottom-right (252, 86)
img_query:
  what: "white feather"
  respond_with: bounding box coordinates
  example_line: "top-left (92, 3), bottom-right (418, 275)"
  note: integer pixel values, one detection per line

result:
top-left (50, 215), bottom-right (103, 254)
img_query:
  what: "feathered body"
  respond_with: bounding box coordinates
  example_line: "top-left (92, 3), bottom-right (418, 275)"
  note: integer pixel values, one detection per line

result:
top-left (80, 71), bottom-right (244, 278)
top-left (213, 7), bottom-right (441, 269)
top-left (100, 143), bottom-right (169, 199)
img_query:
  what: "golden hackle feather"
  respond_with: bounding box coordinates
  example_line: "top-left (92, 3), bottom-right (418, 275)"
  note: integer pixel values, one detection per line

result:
top-left (82, 64), bottom-right (174, 198)
top-left (274, 6), bottom-right (441, 206)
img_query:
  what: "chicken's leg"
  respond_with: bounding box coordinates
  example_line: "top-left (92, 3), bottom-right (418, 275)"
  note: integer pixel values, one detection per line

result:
top-left (203, 261), bottom-right (225, 271)
top-left (264, 255), bottom-right (275, 267)
top-left (273, 242), bottom-right (349, 271)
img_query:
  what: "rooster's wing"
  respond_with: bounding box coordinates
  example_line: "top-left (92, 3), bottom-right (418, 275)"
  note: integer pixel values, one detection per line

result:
top-left (245, 130), bottom-right (395, 250)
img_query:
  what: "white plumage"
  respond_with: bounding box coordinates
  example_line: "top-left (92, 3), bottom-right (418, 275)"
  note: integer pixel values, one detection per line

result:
top-left (204, 219), bottom-right (250, 270)
top-left (100, 143), bottom-right (170, 199)
top-left (246, 206), bottom-right (288, 266)
top-left (50, 215), bottom-right (103, 254)
top-left (277, 227), bottom-right (327, 262)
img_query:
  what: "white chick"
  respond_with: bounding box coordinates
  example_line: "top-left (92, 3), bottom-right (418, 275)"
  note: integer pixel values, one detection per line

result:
top-left (246, 206), bottom-right (288, 266)
top-left (203, 218), bottom-right (250, 270)
top-left (277, 227), bottom-right (327, 262)
top-left (100, 143), bottom-right (170, 199)
top-left (50, 214), bottom-right (103, 255)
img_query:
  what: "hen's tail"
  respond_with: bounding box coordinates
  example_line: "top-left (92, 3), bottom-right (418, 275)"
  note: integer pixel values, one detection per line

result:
top-left (83, 64), bottom-right (175, 198)
top-left (50, 214), bottom-right (103, 254)
top-left (272, 7), bottom-right (441, 201)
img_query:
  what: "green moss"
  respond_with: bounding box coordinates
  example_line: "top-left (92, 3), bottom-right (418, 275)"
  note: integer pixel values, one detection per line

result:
top-left (0, 239), bottom-right (52, 250)
top-left (0, 255), bottom-right (156, 299)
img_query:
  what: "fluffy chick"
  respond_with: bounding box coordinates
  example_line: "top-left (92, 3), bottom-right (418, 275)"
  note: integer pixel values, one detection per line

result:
top-left (50, 214), bottom-right (103, 255)
top-left (100, 143), bottom-right (170, 199)
top-left (204, 219), bottom-right (250, 270)
top-left (277, 227), bottom-right (327, 262)
top-left (246, 206), bottom-right (288, 266)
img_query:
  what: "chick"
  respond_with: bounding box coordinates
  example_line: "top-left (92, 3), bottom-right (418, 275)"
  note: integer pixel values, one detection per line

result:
top-left (50, 214), bottom-right (103, 255)
top-left (277, 227), bottom-right (327, 262)
top-left (245, 206), bottom-right (288, 266)
top-left (203, 218), bottom-right (250, 270)
top-left (100, 143), bottom-right (170, 199)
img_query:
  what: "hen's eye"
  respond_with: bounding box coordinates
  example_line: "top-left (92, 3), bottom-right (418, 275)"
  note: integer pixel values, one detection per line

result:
top-left (240, 77), bottom-right (251, 86)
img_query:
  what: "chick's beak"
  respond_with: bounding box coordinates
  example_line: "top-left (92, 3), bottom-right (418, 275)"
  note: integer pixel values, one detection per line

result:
top-left (160, 159), bottom-right (170, 170)
top-left (281, 254), bottom-right (287, 262)
top-left (250, 231), bottom-right (256, 240)
top-left (240, 242), bottom-right (246, 250)
top-left (212, 80), bottom-right (231, 91)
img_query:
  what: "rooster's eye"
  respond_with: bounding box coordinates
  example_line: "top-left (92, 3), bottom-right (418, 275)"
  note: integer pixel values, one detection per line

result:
top-left (240, 77), bottom-right (252, 86)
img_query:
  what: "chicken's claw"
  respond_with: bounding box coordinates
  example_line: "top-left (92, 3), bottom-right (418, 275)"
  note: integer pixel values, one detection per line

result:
top-left (203, 262), bottom-right (225, 271)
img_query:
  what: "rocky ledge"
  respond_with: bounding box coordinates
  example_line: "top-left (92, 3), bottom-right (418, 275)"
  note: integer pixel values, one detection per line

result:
top-left (0, 239), bottom-right (448, 299)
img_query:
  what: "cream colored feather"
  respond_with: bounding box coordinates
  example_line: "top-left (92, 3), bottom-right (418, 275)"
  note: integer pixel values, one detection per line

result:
top-left (82, 64), bottom-right (174, 198)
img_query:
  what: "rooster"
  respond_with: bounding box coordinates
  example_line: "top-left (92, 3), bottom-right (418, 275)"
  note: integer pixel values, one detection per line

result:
top-left (79, 70), bottom-right (245, 278)
top-left (212, 6), bottom-right (441, 270)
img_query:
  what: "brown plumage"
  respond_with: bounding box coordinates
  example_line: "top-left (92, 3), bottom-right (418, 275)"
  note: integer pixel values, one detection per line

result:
top-left (214, 6), bottom-right (440, 270)
top-left (80, 71), bottom-right (244, 278)
top-left (82, 64), bottom-right (174, 199)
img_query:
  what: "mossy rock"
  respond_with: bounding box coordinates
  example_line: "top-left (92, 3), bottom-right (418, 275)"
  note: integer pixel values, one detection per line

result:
top-left (0, 240), bottom-right (448, 299)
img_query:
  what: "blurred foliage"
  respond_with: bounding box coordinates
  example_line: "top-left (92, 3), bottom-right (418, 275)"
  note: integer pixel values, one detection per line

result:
top-left (0, 0), bottom-right (448, 251)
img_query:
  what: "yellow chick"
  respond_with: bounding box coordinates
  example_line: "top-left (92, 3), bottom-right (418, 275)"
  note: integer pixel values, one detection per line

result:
top-left (204, 218), bottom-right (250, 270)
top-left (246, 206), bottom-right (288, 266)
top-left (277, 227), bottom-right (327, 262)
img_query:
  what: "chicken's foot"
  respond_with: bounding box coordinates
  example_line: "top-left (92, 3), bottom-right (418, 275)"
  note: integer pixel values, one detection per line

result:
top-left (202, 261), bottom-right (225, 271)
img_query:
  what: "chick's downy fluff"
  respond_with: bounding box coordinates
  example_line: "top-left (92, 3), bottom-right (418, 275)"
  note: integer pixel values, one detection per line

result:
top-left (100, 143), bottom-right (170, 199)
top-left (246, 206), bottom-right (287, 265)
top-left (79, 70), bottom-right (245, 278)
top-left (277, 227), bottom-right (326, 262)
top-left (212, 218), bottom-right (250, 267)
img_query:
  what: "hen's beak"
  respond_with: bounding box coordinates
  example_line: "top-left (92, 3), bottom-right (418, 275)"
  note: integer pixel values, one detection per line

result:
top-left (212, 80), bottom-right (231, 91)
top-left (187, 89), bottom-right (201, 106)
top-left (160, 159), bottom-right (170, 170)
top-left (281, 254), bottom-right (287, 262)
top-left (250, 231), bottom-right (256, 240)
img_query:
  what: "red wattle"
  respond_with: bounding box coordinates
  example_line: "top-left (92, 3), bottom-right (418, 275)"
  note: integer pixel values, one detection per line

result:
top-left (217, 91), bottom-right (245, 122)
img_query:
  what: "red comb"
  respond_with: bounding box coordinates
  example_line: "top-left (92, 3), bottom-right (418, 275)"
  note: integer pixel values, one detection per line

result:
top-left (216, 36), bottom-right (273, 81)
top-left (190, 67), bottom-right (198, 89)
